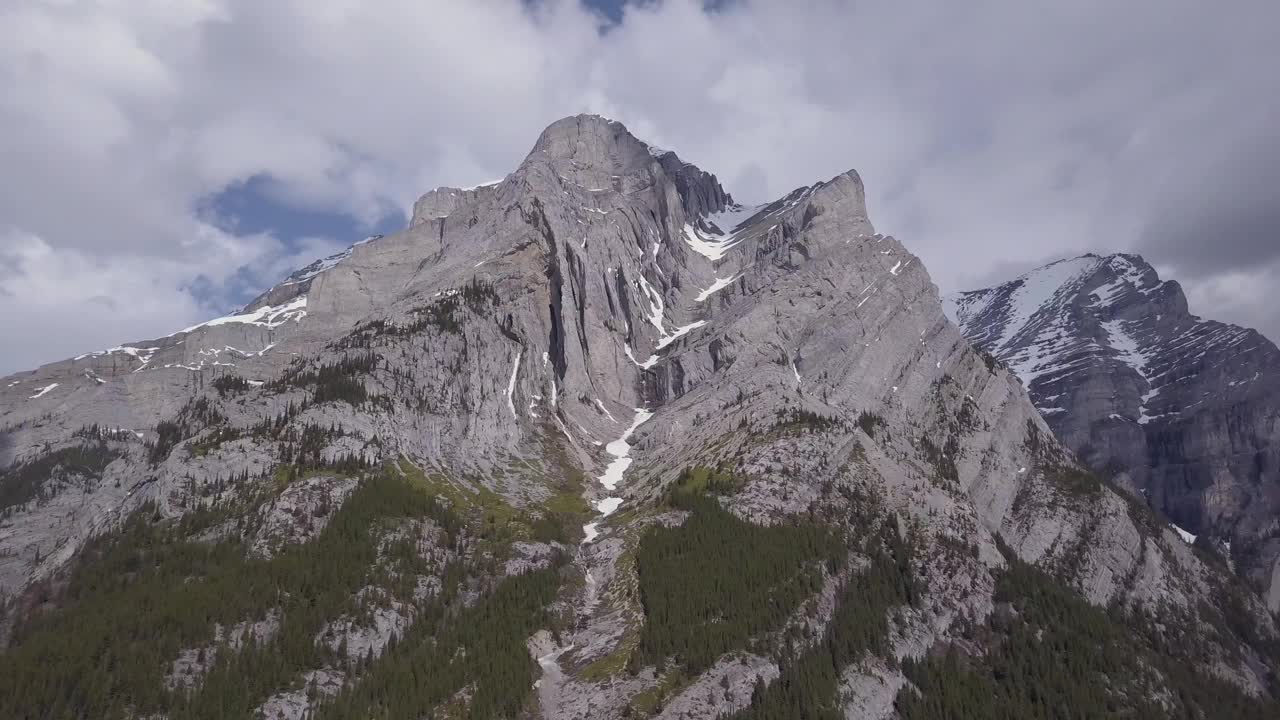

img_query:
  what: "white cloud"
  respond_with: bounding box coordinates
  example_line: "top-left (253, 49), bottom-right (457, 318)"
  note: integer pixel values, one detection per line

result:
top-left (0, 227), bottom-right (346, 372)
top-left (1180, 260), bottom-right (1280, 340)
top-left (2, 0), bottom-right (1278, 374)
top-left (0, 229), bottom-right (207, 373)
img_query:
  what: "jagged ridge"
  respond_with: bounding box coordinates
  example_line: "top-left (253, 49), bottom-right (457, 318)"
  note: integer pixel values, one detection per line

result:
top-left (947, 252), bottom-right (1280, 612)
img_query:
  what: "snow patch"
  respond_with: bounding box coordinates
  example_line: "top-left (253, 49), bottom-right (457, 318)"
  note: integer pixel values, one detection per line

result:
top-left (460, 177), bottom-right (505, 191)
top-left (28, 383), bottom-right (58, 399)
top-left (682, 223), bottom-right (743, 262)
top-left (705, 203), bottom-right (761, 238)
top-left (599, 409), bottom-right (653, 491)
top-left (1101, 317), bottom-right (1161, 421)
top-left (582, 408), bottom-right (653, 543)
top-left (635, 273), bottom-right (666, 336)
top-left (506, 350), bottom-right (522, 419)
top-left (1172, 524), bottom-right (1197, 544)
top-left (655, 321), bottom-right (706, 350)
top-left (282, 249), bottom-right (350, 285)
top-left (77, 345), bottom-right (161, 367)
top-left (181, 296), bottom-right (308, 335)
top-left (633, 273), bottom-right (707, 356)
top-left (593, 399), bottom-right (617, 423)
top-left (696, 274), bottom-right (740, 302)
top-left (625, 345), bottom-right (659, 370)
top-left (991, 256), bottom-right (1104, 353)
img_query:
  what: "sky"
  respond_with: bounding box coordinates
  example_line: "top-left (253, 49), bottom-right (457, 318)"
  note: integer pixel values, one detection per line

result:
top-left (1, 0), bottom-right (1277, 374)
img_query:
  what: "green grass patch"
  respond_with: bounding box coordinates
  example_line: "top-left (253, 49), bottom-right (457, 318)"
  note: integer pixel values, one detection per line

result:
top-left (580, 634), bottom-right (639, 682)
top-left (397, 456), bottom-right (587, 546)
top-left (1044, 464), bottom-right (1103, 498)
top-left (672, 465), bottom-right (742, 496)
top-left (629, 670), bottom-right (687, 716)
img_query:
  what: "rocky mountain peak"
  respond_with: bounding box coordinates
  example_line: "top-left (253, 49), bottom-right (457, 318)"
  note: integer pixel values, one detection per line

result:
top-left (948, 251), bottom-right (1280, 612)
top-left (3, 117), bottom-right (1279, 719)
top-left (523, 113), bottom-right (733, 219)
top-left (807, 169), bottom-right (871, 230)
top-left (527, 114), bottom-right (653, 171)
top-left (410, 113), bottom-right (731, 231)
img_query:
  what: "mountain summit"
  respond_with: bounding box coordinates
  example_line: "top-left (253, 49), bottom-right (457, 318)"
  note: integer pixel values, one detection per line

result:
top-left (2, 116), bottom-right (1278, 718)
top-left (947, 252), bottom-right (1280, 613)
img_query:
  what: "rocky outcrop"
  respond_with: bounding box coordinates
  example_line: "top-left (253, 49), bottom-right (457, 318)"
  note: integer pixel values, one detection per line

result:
top-left (254, 667), bottom-right (345, 720)
top-left (947, 253), bottom-right (1280, 610)
top-left (316, 588), bottom-right (411, 663)
top-left (167, 610), bottom-right (281, 692)
top-left (250, 474), bottom-right (359, 559)
top-left (656, 654), bottom-right (777, 720)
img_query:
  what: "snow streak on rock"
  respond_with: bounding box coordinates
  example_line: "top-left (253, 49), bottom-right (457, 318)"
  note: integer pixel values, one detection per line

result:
top-left (696, 274), bottom-right (740, 302)
top-left (507, 350), bottom-right (522, 420)
top-left (582, 408), bottom-right (652, 543)
top-left (180, 296), bottom-right (309, 335)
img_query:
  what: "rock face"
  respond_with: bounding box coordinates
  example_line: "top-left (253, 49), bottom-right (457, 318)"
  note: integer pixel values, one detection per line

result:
top-left (2, 117), bottom-right (1278, 717)
top-left (250, 474), bottom-right (359, 558)
top-left (947, 253), bottom-right (1280, 610)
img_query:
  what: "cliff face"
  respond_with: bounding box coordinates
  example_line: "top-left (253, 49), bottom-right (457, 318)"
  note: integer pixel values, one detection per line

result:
top-left (2, 117), bottom-right (1276, 718)
top-left (948, 253), bottom-right (1280, 611)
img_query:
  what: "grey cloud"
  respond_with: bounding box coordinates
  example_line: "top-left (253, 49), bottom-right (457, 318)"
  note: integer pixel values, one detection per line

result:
top-left (2, 0), bottom-right (1280, 373)
top-left (1138, 133), bottom-right (1280, 275)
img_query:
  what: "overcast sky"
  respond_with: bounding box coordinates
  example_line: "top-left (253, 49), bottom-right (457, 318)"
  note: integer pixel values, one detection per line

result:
top-left (1, 0), bottom-right (1277, 375)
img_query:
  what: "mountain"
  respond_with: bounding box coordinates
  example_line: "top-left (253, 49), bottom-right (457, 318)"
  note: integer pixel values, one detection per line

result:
top-left (1, 116), bottom-right (1278, 719)
top-left (947, 253), bottom-right (1280, 613)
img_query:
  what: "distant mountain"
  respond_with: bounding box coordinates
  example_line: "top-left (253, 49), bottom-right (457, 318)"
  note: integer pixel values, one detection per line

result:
top-left (1, 117), bottom-right (1276, 718)
top-left (947, 253), bottom-right (1280, 612)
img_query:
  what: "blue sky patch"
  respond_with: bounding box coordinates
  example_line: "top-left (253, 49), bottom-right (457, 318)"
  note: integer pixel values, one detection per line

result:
top-left (197, 173), bottom-right (405, 311)
top-left (204, 173), bottom-right (405, 245)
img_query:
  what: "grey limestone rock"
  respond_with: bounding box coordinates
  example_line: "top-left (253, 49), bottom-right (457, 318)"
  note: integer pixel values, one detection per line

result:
top-left (253, 667), bottom-right (345, 720)
top-left (250, 474), bottom-right (359, 559)
top-left (655, 653), bottom-right (778, 720)
top-left (166, 610), bottom-right (281, 692)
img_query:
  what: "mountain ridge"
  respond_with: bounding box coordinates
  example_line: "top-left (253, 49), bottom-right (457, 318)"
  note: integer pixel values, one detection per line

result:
top-left (1, 115), bottom-right (1277, 718)
top-left (947, 251), bottom-right (1280, 613)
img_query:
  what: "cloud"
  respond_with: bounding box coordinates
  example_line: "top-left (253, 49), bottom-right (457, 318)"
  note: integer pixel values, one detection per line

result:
top-left (0, 227), bottom-right (346, 372)
top-left (2, 0), bottom-right (1279, 375)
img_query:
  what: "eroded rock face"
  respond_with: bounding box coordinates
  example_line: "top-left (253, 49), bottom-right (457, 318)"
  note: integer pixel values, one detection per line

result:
top-left (947, 253), bottom-right (1280, 610)
top-left (250, 475), bottom-right (359, 559)
top-left (315, 588), bottom-right (411, 664)
top-left (166, 611), bottom-right (281, 692)
top-left (656, 654), bottom-right (778, 720)
top-left (254, 667), bottom-right (345, 720)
